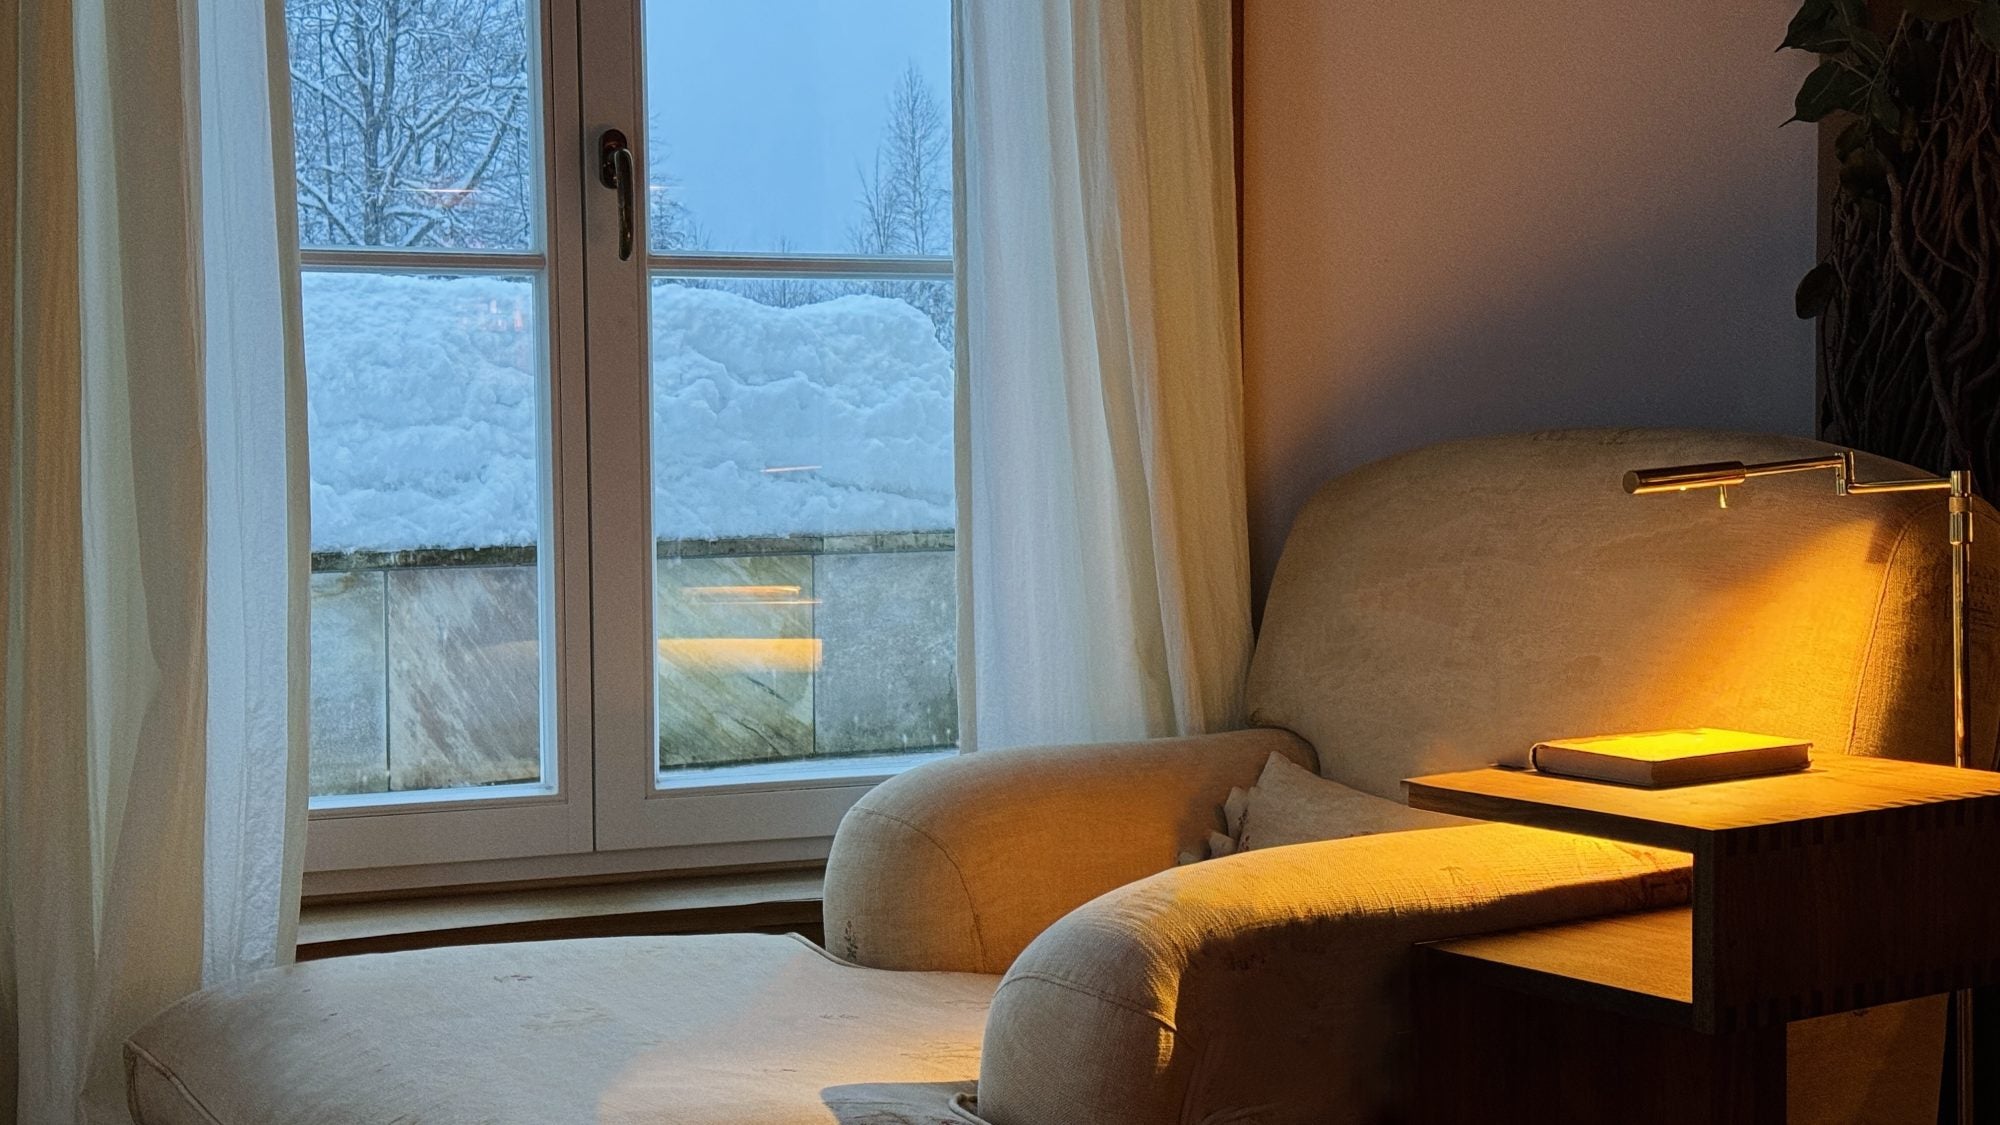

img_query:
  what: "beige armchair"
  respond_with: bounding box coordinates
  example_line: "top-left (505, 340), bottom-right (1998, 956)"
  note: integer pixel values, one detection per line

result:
top-left (126, 429), bottom-right (1994, 1124)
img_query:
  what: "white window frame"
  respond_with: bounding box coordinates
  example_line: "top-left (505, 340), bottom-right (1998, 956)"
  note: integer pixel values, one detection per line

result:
top-left (302, 0), bottom-right (958, 893)
top-left (577, 0), bottom-right (955, 857)
top-left (303, 0), bottom-right (598, 875)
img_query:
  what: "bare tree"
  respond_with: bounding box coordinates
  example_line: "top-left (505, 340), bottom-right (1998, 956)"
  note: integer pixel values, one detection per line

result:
top-left (851, 62), bottom-right (954, 346)
top-left (287, 0), bottom-right (533, 249)
top-left (851, 62), bottom-right (951, 257)
top-left (645, 120), bottom-right (706, 254)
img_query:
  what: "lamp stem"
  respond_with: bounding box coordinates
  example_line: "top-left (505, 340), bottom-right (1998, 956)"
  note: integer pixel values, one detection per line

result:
top-left (1950, 469), bottom-right (1976, 1125)
top-left (1951, 470), bottom-right (1973, 772)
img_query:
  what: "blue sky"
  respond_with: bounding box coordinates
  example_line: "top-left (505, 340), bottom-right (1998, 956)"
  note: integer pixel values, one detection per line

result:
top-left (644, 0), bottom-right (951, 254)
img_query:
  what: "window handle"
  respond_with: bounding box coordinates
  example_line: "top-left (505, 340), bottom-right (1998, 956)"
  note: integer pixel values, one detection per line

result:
top-left (598, 129), bottom-right (635, 261)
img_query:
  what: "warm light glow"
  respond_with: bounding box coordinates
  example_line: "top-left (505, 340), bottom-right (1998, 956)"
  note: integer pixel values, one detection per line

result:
top-left (657, 638), bottom-right (822, 672)
top-left (1535, 728), bottom-right (1806, 763)
top-left (683, 584), bottom-right (801, 599)
top-left (680, 584), bottom-right (816, 605)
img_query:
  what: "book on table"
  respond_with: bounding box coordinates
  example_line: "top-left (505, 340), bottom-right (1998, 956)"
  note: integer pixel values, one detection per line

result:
top-left (1528, 728), bottom-right (1811, 788)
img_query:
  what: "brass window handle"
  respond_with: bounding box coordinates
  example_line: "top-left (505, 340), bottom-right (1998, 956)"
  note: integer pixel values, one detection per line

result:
top-left (598, 129), bottom-right (635, 261)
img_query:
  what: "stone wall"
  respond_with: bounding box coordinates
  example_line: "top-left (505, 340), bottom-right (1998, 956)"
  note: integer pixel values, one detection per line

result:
top-left (309, 533), bottom-right (957, 797)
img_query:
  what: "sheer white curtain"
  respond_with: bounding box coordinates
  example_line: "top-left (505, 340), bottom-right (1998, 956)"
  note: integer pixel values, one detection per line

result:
top-left (956, 0), bottom-right (1252, 750)
top-left (1, 0), bottom-right (309, 1118)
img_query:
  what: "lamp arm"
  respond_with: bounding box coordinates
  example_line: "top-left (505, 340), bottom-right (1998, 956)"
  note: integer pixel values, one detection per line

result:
top-left (1624, 454), bottom-right (1848, 495)
top-left (1745, 451), bottom-right (1949, 495)
top-left (1739, 454), bottom-right (1850, 481)
top-left (1732, 451), bottom-right (1960, 492)
top-left (1626, 451), bottom-right (1957, 497)
top-left (1843, 478), bottom-right (1954, 494)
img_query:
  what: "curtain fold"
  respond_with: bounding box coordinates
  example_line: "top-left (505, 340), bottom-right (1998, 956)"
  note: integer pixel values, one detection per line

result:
top-left (2, 0), bottom-right (309, 1119)
top-left (956, 0), bottom-right (1251, 750)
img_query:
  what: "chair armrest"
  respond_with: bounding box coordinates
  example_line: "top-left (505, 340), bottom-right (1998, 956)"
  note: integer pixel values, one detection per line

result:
top-left (975, 822), bottom-right (1692, 1125)
top-left (822, 728), bottom-right (1315, 973)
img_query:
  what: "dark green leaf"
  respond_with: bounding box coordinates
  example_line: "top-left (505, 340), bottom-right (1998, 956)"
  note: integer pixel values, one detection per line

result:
top-left (1902, 0), bottom-right (1978, 19)
top-left (1835, 119), bottom-right (1873, 161)
top-left (1791, 60), bottom-right (1871, 123)
top-left (1869, 83), bottom-right (1904, 131)
top-left (1833, 0), bottom-right (1869, 22)
top-left (1796, 262), bottom-right (1840, 319)
top-left (1847, 26), bottom-right (1887, 61)
top-left (1976, 0), bottom-right (2000, 48)
top-left (1781, 0), bottom-right (1847, 50)
top-left (1786, 23), bottom-right (1851, 51)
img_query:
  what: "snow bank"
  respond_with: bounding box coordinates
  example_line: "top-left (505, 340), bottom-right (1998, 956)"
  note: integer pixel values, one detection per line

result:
top-left (303, 272), bottom-right (954, 553)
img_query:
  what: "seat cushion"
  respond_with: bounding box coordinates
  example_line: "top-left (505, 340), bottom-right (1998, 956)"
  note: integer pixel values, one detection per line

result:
top-left (125, 933), bottom-right (997, 1125)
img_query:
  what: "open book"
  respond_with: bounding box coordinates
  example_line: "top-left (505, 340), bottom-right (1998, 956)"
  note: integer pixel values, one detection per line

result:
top-left (1529, 728), bottom-right (1811, 788)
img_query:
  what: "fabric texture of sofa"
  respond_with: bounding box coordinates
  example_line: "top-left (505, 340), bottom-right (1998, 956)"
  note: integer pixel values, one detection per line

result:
top-left (125, 429), bottom-right (1998, 1124)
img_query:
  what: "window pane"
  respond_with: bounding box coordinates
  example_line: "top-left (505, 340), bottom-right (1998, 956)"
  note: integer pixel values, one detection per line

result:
top-left (643, 0), bottom-right (951, 255)
top-left (650, 278), bottom-right (956, 774)
top-left (303, 271), bottom-right (547, 797)
top-left (286, 0), bottom-right (538, 251)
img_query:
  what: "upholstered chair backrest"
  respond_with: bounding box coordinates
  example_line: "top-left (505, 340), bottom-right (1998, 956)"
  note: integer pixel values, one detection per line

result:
top-left (1246, 429), bottom-right (2000, 801)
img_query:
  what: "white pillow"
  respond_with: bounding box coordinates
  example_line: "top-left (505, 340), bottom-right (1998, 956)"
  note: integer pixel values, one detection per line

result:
top-left (1193, 752), bottom-right (1469, 859)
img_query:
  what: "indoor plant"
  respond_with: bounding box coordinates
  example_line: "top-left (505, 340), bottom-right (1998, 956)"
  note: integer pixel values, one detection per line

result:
top-left (1788, 0), bottom-right (2000, 489)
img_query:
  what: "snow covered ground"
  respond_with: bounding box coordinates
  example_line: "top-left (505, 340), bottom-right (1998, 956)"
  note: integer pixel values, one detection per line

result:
top-left (302, 272), bottom-right (955, 553)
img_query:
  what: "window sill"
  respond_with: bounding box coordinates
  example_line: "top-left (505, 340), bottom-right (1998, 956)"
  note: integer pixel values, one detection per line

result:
top-left (297, 866), bottom-right (825, 961)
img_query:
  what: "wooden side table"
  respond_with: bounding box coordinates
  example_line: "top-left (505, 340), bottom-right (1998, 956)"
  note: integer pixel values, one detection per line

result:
top-left (1402, 755), bottom-right (2000, 1123)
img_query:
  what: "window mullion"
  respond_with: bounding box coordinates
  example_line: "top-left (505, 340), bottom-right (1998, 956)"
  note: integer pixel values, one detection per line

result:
top-left (300, 249), bottom-right (548, 273)
top-left (647, 252), bottom-right (950, 281)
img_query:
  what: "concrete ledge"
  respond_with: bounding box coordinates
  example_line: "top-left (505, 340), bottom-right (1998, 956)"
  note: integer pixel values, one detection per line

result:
top-left (312, 529), bottom-right (956, 572)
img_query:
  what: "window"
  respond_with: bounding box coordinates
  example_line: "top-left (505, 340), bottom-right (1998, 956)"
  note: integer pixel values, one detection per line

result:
top-left (291, 0), bottom-right (955, 884)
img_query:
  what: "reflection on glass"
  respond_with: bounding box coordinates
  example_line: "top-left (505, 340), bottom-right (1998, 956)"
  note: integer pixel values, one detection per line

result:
top-left (643, 0), bottom-right (951, 255)
top-left (301, 271), bottom-right (546, 797)
top-left (649, 277), bottom-right (957, 773)
top-left (655, 554), bottom-right (818, 770)
top-left (285, 0), bottom-right (539, 251)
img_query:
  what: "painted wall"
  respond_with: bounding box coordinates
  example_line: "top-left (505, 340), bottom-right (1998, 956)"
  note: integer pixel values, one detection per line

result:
top-left (1241, 1), bottom-right (1819, 605)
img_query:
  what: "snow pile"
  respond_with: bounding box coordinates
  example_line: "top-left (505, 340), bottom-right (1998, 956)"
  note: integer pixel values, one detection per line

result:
top-left (303, 273), bottom-right (954, 553)
top-left (649, 281), bottom-right (954, 541)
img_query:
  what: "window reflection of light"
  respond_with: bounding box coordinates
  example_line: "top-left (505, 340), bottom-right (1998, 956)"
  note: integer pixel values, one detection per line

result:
top-left (657, 638), bottom-right (821, 673)
top-left (681, 583), bottom-right (817, 607)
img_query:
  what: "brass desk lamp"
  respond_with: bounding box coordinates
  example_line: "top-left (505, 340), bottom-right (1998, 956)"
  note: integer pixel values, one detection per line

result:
top-left (1624, 449), bottom-right (1978, 1123)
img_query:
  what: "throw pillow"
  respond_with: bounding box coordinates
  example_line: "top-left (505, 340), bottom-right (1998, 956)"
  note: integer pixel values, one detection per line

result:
top-left (1238, 751), bottom-right (1470, 851)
